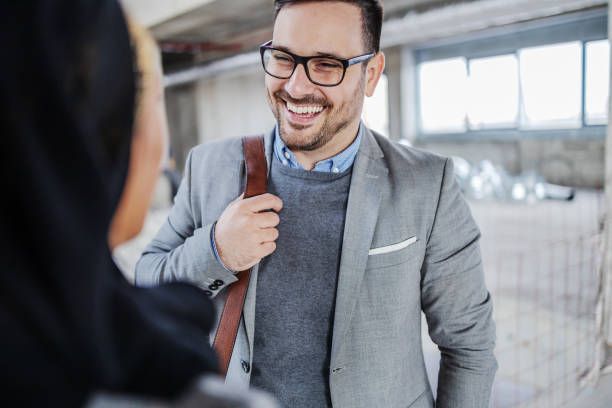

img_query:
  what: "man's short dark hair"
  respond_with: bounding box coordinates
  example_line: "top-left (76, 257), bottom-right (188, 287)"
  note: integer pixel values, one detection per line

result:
top-left (274, 0), bottom-right (383, 53)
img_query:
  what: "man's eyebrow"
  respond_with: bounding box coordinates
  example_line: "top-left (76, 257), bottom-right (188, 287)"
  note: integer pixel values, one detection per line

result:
top-left (313, 51), bottom-right (343, 59)
top-left (272, 44), bottom-right (293, 54)
top-left (272, 44), bottom-right (344, 59)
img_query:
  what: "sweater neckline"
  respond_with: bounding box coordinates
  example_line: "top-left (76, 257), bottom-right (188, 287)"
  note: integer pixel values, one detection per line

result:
top-left (271, 152), bottom-right (353, 181)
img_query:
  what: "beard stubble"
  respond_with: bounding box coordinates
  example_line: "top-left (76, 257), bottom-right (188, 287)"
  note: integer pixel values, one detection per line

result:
top-left (267, 77), bottom-right (365, 152)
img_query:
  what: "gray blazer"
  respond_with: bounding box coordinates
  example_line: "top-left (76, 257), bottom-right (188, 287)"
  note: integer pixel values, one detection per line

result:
top-left (135, 128), bottom-right (497, 408)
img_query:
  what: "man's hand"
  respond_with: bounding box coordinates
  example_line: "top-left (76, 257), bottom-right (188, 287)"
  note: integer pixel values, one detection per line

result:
top-left (214, 193), bottom-right (283, 271)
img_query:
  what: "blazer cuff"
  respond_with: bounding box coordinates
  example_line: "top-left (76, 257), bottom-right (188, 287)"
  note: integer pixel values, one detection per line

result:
top-left (210, 222), bottom-right (237, 274)
top-left (189, 223), bottom-right (238, 299)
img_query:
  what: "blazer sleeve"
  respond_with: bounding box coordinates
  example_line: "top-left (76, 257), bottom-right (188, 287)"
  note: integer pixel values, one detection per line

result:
top-left (134, 148), bottom-right (238, 298)
top-left (420, 158), bottom-right (498, 408)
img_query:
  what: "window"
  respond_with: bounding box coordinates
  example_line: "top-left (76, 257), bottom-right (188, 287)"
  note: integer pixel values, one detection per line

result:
top-left (519, 42), bottom-right (583, 129)
top-left (418, 58), bottom-right (467, 133)
top-left (585, 40), bottom-right (610, 125)
top-left (468, 55), bottom-right (519, 130)
top-left (414, 12), bottom-right (607, 138)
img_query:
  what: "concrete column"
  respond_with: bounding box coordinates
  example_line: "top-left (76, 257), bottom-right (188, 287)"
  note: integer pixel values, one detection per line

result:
top-left (594, 5), bottom-right (612, 379)
top-left (603, 6), bottom-right (612, 352)
top-left (165, 84), bottom-right (199, 172)
top-left (385, 46), bottom-right (403, 142)
top-left (400, 46), bottom-right (419, 143)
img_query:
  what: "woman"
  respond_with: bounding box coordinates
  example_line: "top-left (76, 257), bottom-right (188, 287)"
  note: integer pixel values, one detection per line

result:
top-left (0, 1), bottom-right (218, 405)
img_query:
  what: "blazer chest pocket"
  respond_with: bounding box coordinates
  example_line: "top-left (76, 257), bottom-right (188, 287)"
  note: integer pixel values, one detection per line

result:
top-left (366, 236), bottom-right (418, 269)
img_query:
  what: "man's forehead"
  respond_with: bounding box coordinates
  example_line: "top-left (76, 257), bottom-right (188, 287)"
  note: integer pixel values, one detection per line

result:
top-left (272, 1), bottom-right (365, 57)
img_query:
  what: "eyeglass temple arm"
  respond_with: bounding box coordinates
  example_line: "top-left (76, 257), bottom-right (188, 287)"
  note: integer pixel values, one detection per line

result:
top-left (347, 53), bottom-right (376, 66)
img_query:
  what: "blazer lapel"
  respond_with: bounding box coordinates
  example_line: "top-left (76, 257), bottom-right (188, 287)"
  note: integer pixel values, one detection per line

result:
top-left (331, 128), bottom-right (388, 363)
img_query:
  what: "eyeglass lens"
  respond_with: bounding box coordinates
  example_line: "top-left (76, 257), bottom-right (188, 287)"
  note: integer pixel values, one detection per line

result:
top-left (262, 48), bottom-right (344, 86)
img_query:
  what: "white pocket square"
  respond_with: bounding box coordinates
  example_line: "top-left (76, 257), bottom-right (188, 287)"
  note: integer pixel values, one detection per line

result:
top-left (368, 236), bottom-right (417, 256)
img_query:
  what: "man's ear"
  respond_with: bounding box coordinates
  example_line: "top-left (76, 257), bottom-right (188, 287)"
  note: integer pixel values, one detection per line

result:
top-left (365, 51), bottom-right (385, 97)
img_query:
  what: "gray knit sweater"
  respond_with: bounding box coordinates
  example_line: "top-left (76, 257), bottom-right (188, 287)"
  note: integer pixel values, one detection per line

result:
top-left (250, 154), bottom-right (353, 407)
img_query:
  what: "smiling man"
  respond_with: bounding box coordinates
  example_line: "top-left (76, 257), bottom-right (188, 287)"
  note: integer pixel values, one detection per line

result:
top-left (135, 1), bottom-right (497, 407)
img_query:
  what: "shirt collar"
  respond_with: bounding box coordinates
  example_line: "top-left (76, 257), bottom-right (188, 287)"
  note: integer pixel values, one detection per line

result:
top-left (273, 121), bottom-right (363, 173)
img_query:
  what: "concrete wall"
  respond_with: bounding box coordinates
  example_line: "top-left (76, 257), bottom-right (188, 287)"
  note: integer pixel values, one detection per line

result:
top-left (164, 66), bottom-right (274, 171)
top-left (195, 66), bottom-right (275, 143)
top-left (417, 138), bottom-right (605, 188)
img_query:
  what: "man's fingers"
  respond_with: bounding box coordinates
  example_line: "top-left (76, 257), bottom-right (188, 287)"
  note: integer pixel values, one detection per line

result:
top-left (259, 228), bottom-right (279, 243)
top-left (259, 241), bottom-right (277, 257)
top-left (255, 212), bottom-right (280, 228)
top-left (245, 193), bottom-right (283, 213)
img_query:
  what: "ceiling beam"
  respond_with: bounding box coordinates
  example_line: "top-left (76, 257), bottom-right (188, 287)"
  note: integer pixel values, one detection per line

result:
top-left (164, 51), bottom-right (260, 88)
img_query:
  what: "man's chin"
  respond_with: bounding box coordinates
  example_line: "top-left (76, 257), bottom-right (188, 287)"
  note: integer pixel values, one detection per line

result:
top-left (284, 120), bottom-right (310, 131)
top-left (279, 125), bottom-right (322, 152)
top-left (280, 114), bottom-right (315, 137)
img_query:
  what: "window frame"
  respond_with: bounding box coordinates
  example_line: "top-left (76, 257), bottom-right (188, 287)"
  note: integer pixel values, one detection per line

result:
top-left (412, 9), bottom-right (608, 142)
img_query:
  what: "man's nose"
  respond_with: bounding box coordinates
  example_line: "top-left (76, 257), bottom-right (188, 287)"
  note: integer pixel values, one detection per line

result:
top-left (284, 63), bottom-right (315, 98)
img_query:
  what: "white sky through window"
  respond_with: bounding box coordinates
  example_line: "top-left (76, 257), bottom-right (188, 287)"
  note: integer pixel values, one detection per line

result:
top-left (467, 54), bottom-right (519, 129)
top-left (519, 42), bottom-right (582, 129)
top-left (419, 57), bottom-right (468, 133)
top-left (585, 40), bottom-right (610, 125)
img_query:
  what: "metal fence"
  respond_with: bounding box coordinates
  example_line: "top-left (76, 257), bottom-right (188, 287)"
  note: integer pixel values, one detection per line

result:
top-left (490, 234), bottom-right (602, 407)
top-left (474, 189), bottom-right (603, 407)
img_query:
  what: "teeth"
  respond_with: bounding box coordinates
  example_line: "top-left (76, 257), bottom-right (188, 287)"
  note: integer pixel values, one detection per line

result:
top-left (287, 102), bottom-right (324, 115)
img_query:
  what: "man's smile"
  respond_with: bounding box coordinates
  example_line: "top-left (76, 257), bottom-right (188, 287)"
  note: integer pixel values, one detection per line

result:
top-left (283, 99), bottom-right (326, 125)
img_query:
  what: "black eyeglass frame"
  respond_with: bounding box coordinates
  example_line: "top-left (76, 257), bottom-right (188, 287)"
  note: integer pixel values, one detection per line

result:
top-left (259, 40), bottom-right (375, 87)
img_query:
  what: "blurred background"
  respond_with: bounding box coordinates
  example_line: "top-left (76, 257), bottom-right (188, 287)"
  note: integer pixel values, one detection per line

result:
top-left (116, 1), bottom-right (612, 407)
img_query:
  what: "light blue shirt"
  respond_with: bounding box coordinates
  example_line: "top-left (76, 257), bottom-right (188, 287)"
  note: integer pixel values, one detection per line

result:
top-left (212, 122), bottom-right (364, 272)
top-left (273, 121), bottom-right (363, 173)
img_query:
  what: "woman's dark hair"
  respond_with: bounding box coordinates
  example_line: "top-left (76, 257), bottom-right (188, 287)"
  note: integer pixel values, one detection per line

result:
top-left (274, 0), bottom-right (383, 53)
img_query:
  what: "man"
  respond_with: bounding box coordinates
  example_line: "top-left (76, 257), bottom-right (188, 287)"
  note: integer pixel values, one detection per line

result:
top-left (136, 1), bottom-right (497, 407)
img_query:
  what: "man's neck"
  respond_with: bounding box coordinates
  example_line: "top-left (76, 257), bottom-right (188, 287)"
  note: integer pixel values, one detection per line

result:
top-left (292, 120), bottom-right (361, 171)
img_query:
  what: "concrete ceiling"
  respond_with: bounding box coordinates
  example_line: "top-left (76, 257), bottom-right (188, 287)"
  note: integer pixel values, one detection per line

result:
top-left (123, 0), bottom-right (461, 71)
top-left (148, 0), bottom-right (457, 39)
top-left (121, 0), bottom-right (217, 27)
top-left (121, 0), bottom-right (606, 74)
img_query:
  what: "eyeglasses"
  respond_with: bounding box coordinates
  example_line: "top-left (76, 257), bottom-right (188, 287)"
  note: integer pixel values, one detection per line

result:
top-left (259, 40), bottom-right (375, 87)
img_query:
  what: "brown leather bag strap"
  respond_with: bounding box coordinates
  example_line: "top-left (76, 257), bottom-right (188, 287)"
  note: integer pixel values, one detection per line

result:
top-left (242, 136), bottom-right (268, 199)
top-left (213, 135), bottom-right (267, 377)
